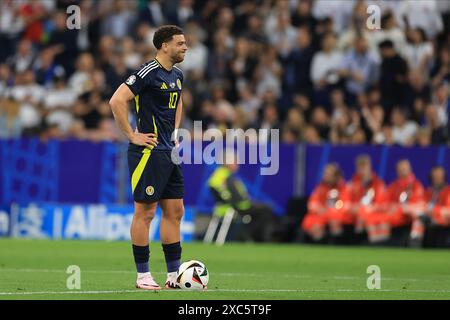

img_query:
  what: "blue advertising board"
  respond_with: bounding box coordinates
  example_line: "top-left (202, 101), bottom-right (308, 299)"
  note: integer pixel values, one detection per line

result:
top-left (0, 139), bottom-right (295, 215)
top-left (2, 139), bottom-right (450, 217)
top-left (9, 203), bottom-right (195, 241)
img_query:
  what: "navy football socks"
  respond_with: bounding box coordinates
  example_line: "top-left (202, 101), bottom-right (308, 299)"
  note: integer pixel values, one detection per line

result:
top-left (162, 242), bottom-right (182, 273)
top-left (132, 244), bottom-right (149, 273)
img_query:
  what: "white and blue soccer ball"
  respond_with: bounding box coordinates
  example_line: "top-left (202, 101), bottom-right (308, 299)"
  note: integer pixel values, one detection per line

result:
top-left (177, 260), bottom-right (209, 290)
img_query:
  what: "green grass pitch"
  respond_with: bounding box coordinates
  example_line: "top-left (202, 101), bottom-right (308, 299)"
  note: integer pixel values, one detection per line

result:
top-left (0, 238), bottom-right (449, 300)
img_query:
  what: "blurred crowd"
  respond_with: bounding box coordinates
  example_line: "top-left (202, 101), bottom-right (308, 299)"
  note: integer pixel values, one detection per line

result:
top-left (1, 0), bottom-right (450, 146)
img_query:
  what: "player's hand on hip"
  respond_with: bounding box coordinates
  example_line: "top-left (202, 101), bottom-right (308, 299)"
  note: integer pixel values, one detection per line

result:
top-left (130, 128), bottom-right (158, 148)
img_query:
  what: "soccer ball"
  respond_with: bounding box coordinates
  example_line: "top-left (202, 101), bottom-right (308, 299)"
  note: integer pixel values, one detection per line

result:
top-left (177, 260), bottom-right (209, 290)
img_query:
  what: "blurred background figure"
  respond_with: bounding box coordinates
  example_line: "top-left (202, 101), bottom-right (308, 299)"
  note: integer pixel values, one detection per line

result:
top-left (310, 32), bottom-right (342, 109)
top-left (208, 150), bottom-right (275, 243)
top-left (300, 163), bottom-right (351, 244)
top-left (339, 36), bottom-right (379, 104)
top-left (384, 159), bottom-right (425, 246)
top-left (347, 155), bottom-right (387, 244)
top-left (423, 166), bottom-right (450, 247)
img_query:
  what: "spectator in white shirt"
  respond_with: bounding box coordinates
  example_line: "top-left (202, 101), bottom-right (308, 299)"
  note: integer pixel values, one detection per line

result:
top-left (390, 107), bottom-right (418, 146)
top-left (9, 70), bottom-right (45, 130)
top-left (7, 39), bottom-right (35, 73)
top-left (310, 33), bottom-right (343, 89)
top-left (312, 0), bottom-right (355, 34)
top-left (0, 0), bottom-right (25, 61)
top-left (236, 83), bottom-right (261, 126)
top-left (337, 0), bottom-right (378, 53)
top-left (397, 0), bottom-right (443, 39)
top-left (175, 0), bottom-right (195, 26)
top-left (256, 46), bottom-right (283, 98)
top-left (371, 11), bottom-right (407, 57)
top-left (178, 29), bottom-right (207, 81)
top-left (268, 11), bottom-right (298, 58)
top-left (403, 28), bottom-right (434, 74)
top-left (68, 52), bottom-right (95, 96)
top-left (44, 75), bottom-right (77, 134)
top-left (121, 37), bottom-right (142, 70)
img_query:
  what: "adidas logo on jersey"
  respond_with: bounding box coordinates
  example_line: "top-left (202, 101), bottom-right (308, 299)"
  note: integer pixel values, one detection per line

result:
top-left (160, 83), bottom-right (168, 89)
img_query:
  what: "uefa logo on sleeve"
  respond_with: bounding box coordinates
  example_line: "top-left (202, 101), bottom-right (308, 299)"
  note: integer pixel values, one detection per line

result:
top-left (126, 75), bottom-right (136, 85)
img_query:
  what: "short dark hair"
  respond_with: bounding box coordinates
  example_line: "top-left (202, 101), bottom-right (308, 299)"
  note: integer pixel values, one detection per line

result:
top-left (429, 166), bottom-right (447, 184)
top-left (327, 162), bottom-right (343, 179)
top-left (392, 105), bottom-right (409, 119)
top-left (378, 39), bottom-right (394, 50)
top-left (381, 11), bottom-right (393, 28)
top-left (153, 25), bottom-right (184, 49)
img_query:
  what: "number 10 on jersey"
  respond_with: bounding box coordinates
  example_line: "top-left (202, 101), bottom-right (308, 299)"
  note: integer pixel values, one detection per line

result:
top-left (169, 92), bottom-right (178, 109)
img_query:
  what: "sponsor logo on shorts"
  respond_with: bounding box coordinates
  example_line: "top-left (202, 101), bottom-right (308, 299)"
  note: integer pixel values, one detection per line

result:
top-left (146, 186), bottom-right (155, 196)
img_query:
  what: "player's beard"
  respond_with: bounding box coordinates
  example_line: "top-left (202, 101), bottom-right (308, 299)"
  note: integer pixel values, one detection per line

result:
top-left (172, 51), bottom-right (185, 64)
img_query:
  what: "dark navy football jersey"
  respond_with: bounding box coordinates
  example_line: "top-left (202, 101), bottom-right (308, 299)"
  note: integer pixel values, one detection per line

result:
top-left (124, 58), bottom-right (183, 152)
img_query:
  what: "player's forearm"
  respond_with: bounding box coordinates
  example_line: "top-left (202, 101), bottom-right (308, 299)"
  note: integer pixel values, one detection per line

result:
top-left (109, 97), bottom-right (133, 140)
top-left (175, 98), bottom-right (183, 130)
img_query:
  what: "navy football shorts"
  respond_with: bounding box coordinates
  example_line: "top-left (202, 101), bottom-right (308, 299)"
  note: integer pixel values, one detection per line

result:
top-left (128, 149), bottom-right (184, 202)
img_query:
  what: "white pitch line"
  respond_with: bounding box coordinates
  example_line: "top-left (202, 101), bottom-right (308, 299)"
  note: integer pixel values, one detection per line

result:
top-left (0, 268), bottom-right (313, 277)
top-left (0, 268), bottom-right (132, 274)
top-left (1, 268), bottom-right (446, 283)
top-left (332, 276), bottom-right (440, 282)
top-left (1, 289), bottom-right (450, 296)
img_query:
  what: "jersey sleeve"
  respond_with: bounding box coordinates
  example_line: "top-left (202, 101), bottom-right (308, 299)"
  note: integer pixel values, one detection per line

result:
top-left (124, 71), bottom-right (147, 96)
top-left (124, 62), bottom-right (158, 96)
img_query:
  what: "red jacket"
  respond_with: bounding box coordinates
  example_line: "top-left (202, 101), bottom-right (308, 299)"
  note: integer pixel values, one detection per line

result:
top-left (347, 172), bottom-right (385, 207)
top-left (308, 179), bottom-right (350, 213)
top-left (425, 185), bottom-right (450, 224)
top-left (385, 174), bottom-right (425, 213)
top-left (20, 2), bottom-right (45, 42)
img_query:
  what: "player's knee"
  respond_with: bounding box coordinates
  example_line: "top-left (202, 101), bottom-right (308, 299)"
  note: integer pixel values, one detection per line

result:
top-left (135, 207), bottom-right (156, 224)
top-left (169, 205), bottom-right (184, 222)
top-left (144, 211), bottom-right (156, 224)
